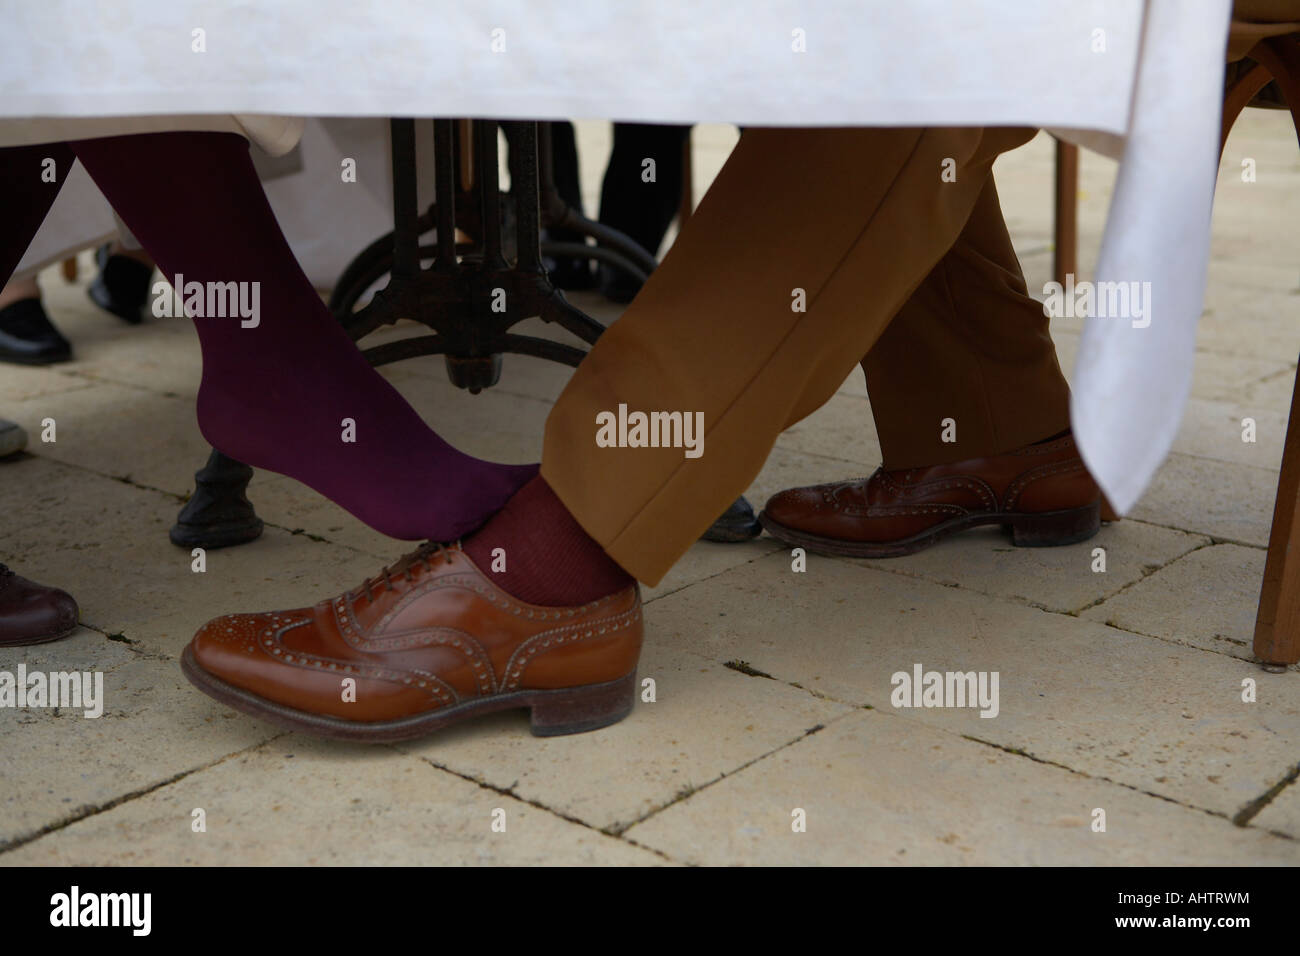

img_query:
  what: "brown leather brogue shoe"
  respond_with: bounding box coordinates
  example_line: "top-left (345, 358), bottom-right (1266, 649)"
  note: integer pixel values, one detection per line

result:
top-left (0, 564), bottom-right (79, 646)
top-left (182, 543), bottom-right (642, 742)
top-left (760, 432), bottom-right (1100, 558)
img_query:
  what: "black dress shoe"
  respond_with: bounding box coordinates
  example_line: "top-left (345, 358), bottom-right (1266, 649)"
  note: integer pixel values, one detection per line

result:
top-left (0, 418), bottom-right (27, 458)
top-left (702, 495), bottom-right (763, 542)
top-left (0, 563), bottom-right (79, 646)
top-left (87, 242), bottom-right (153, 324)
top-left (0, 297), bottom-right (72, 365)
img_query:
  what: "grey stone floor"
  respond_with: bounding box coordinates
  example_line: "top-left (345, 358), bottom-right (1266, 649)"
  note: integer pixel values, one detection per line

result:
top-left (1, 118), bottom-right (1298, 865)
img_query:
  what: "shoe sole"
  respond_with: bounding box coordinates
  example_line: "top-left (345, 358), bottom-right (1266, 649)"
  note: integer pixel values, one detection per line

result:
top-left (0, 350), bottom-right (72, 366)
top-left (0, 434), bottom-right (27, 458)
top-left (759, 500), bottom-right (1101, 558)
top-left (87, 282), bottom-right (145, 325)
top-left (0, 624), bottom-right (79, 647)
top-left (180, 645), bottom-right (636, 743)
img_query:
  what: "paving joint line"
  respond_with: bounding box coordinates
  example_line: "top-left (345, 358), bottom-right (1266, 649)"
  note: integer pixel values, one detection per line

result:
top-left (601, 711), bottom-right (852, 839)
top-left (670, 641), bottom-right (855, 706)
top-left (0, 732), bottom-right (288, 856)
top-left (643, 542), bottom-right (786, 607)
top-left (13, 452), bottom-right (386, 559)
top-left (1093, 619), bottom-right (1295, 669)
top-left (1232, 760), bottom-right (1300, 827)
top-left (812, 536), bottom-right (1275, 667)
top-left (957, 730), bottom-right (1296, 840)
top-left (1070, 537), bottom-right (1217, 616)
top-left (682, 646), bottom-right (1297, 824)
top-left (396, 745), bottom-right (679, 863)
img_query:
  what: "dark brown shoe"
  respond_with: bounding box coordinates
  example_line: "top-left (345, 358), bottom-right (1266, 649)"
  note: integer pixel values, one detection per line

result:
top-left (760, 432), bottom-right (1100, 558)
top-left (0, 564), bottom-right (79, 646)
top-left (182, 543), bottom-right (642, 742)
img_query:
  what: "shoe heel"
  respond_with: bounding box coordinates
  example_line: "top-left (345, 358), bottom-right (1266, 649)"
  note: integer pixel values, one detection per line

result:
top-left (1008, 501), bottom-right (1101, 547)
top-left (529, 671), bottom-right (637, 737)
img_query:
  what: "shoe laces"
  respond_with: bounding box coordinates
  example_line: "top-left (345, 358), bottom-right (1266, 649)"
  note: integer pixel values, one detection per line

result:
top-left (351, 541), bottom-right (459, 603)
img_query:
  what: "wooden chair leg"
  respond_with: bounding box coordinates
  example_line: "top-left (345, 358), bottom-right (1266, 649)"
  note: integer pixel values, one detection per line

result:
top-left (1250, 36), bottom-right (1300, 150)
top-left (1254, 367), bottom-right (1300, 668)
top-left (1231, 36), bottom-right (1300, 668)
top-left (1221, 59), bottom-right (1271, 153)
top-left (1052, 139), bottom-right (1078, 287)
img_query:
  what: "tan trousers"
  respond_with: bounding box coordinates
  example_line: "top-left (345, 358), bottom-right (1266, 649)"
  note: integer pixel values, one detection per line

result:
top-left (542, 126), bottom-right (1069, 585)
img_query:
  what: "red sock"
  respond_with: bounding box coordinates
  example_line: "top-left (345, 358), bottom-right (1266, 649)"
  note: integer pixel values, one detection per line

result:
top-left (463, 475), bottom-right (634, 605)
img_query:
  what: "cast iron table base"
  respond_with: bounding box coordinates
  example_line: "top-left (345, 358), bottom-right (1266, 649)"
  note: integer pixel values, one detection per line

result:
top-left (171, 119), bottom-right (759, 548)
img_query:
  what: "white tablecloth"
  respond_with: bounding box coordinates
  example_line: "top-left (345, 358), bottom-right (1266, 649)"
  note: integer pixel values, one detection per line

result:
top-left (13, 119), bottom-right (409, 289)
top-left (1, 0), bottom-right (1234, 514)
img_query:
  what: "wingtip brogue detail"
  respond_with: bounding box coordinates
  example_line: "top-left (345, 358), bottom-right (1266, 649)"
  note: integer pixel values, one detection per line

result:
top-left (183, 545), bottom-right (642, 741)
top-left (759, 432), bottom-right (1101, 558)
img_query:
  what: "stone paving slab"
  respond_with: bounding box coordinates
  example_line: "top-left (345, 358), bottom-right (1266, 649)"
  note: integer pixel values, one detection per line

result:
top-left (1188, 352), bottom-right (1294, 405)
top-left (1172, 397), bottom-right (1288, 471)
top-left (3, 379), bottom-right (212, 497)
top-left (1196, 282), bottom-right (1300, 363)
top-left (0, 625), bottom-right (136, 677)
top-left (380, 361), bottom-right (549, 466)
top-left (1054, 328), bottom-right (1298, 408)
top-left (2, 735), bottom-right (661, 866)
top-left (0, 365), bottom-right (97, 405)
top-left (776, 392), bottom-right (880, 465)
top-left (1082, 543), bottom-right (1266, 662)
top-left (397, 641), bottom-right (850, 834)
top-left (643, 538), bottom-right (785, 605)
top-left (1, 457), bottom-right (368, 655)
top-left (645, 551), bottom-right (1300, 823)
top-left (1244, 365), bottom-right (1299, 412)
top-left (0, 652), bottom-right (276, 850)
top-left (624, 710), bottom-right (1299, 865)
top-left (1129, 452), bottom-right (1278, 548)
top-left (1250, 771), bottom-right (1300, 839)
top-left (38, 321), bottom-right (203, 403)
top-left (242, 473), bottom-right (412, 561)
top-left (2, 454), bottom-right (131, 538)
top-left (854, 519), bottom-right (1206, 615)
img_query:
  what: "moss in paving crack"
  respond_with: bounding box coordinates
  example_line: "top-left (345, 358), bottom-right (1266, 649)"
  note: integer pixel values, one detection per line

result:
top-left (724, 659), bottom-right (774, 680)
top-left (1232, 762), bottom-right (1300, 827)
top-left (105, 632), bottom-right (135, 645)
top-left (963, 734), bottom-right (1027, 757)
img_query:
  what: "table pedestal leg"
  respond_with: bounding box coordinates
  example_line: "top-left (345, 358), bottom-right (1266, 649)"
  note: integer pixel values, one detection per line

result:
top-left (169, 449), bottom-right (264, 550)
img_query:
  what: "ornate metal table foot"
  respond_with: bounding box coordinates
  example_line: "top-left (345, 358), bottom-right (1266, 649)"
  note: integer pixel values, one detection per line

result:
top-left (170, 449), bottom-right (264, 550)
